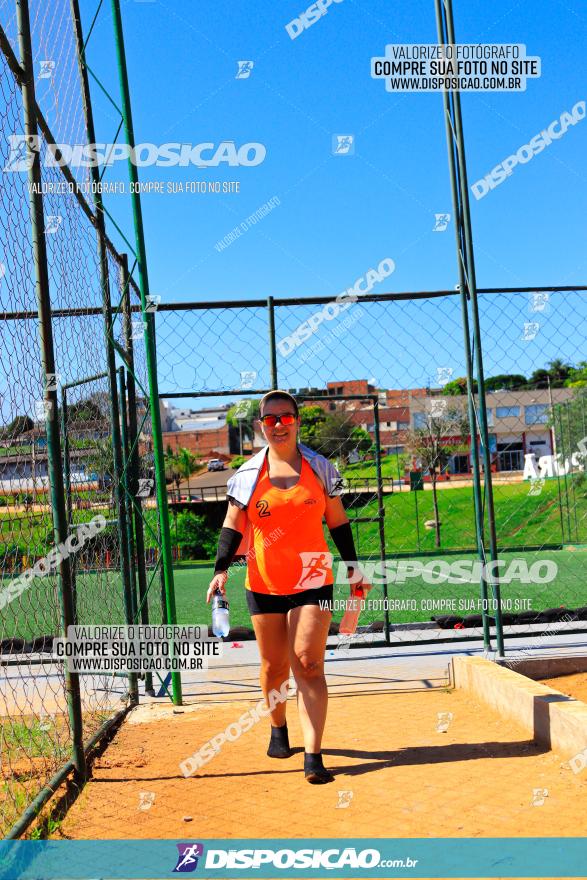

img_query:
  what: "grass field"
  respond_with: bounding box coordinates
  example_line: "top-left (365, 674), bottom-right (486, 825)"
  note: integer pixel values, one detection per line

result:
top-left (346, 478), bottom-right (587, 553)
top-left (342, 455), bottom-right (406, 480)
top-left (0, 479), bottom-right (584, 558)
top-left (1, 478), bottom-right (586, 639)
top-left (0, 507), bottom-right (161, 557)
top-left (3, 548), bottom-right (587, 639)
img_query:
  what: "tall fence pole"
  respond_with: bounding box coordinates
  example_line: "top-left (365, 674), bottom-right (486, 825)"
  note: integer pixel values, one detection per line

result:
top-left (443, 0), bottom-right (504, 657)
top-left (435, 0), bottom-right (504, 657)
top-left (118, 368), bottom-right (140, 630)
top-left (60, 385), bottom-right (78, 626)
top-left (15, 0), bottom-right (87, 782)
top-left (70, 0), bottom-right (139, 697)
top-left (60, 387), bottom-right (73, 529)
top-left (121, 254), bottom-right (154, 694)
top-left (372, 398), bottom-right (391, 644)
top-left (110, 0), bottom-right (182, 703)
top-left (267, 296), bottom-right (278, 389)
top-left (434, 0), bottom-right (489, 648)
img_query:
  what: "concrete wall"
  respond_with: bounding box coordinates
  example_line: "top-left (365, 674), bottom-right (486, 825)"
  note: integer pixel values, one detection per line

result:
top-left (452, 656), bottom-right (587, 760)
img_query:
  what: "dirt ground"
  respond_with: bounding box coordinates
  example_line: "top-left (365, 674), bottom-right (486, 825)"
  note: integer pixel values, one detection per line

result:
top-left (54, 685), bottom-right (587, 847)
top-left (541, 671), bottom-right (587, 703)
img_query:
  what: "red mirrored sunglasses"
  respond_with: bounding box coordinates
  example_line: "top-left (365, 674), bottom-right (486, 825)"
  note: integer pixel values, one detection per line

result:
top-left (259, 412), bottom-right (297, 427)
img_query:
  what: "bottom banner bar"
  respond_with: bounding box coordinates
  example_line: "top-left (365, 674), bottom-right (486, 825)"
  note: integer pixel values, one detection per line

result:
top-left (0, 838), bottom-right (585, 879)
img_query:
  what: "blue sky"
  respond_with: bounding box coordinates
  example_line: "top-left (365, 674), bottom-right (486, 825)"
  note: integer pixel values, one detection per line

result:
top-left (80, 0), bottom-right (587, 399)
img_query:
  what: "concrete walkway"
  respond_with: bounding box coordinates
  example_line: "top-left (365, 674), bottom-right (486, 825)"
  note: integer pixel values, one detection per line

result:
top-left (3, 630), bottom-right (587, 717)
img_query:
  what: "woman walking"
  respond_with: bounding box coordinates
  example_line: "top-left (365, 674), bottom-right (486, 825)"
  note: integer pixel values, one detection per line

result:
top-left (207, 390), bottom-right (370, 784)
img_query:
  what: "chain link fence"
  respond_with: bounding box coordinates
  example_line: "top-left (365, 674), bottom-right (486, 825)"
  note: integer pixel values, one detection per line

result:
top-left (0, 0), bottom-right (164, 839)
top-left (1, 0), bottom-right (586, 844)
top-left (154, 288), bottom-right (587, 648)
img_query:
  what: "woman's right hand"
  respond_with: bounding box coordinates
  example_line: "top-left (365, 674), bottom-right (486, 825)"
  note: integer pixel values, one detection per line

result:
top-left (207, 571), bottom-right (228, 604)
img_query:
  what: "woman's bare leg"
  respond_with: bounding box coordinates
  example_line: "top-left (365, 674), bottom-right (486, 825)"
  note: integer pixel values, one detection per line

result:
top-left (250, 612), bottom-right (290, 726)
top-left (287, 604), bottom-right (331, 753)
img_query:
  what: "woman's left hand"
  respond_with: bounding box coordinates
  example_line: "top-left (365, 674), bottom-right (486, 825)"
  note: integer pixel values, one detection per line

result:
top-left (349, 567), bottom-right (372, 597)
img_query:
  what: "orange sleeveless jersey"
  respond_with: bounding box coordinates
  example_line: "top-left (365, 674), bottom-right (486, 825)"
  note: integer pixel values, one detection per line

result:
top-left (245, 456), bottom-right (333, 595)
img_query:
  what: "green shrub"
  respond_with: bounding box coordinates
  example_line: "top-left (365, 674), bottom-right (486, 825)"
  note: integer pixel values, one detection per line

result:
top-left (175, 512), bottom-right (218, 560)
top-left (230, 455), bottom-right (246, 469)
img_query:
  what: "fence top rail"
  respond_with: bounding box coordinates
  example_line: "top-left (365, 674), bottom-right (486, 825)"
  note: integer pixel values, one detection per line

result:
top-left (158, 391), bottom-right (379, 400)
top-left (154, 284), bottom-right (587, 312)
top-left (61, 371), bottom-right (109, 391)
top-left (3, 283), bottom-right (584, 322)
top-left (0, 305), bottom-right (143, 321)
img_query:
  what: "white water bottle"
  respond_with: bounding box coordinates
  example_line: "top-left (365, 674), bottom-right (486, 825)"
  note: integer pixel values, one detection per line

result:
top-left (211, 588), bottom-right (230, 638)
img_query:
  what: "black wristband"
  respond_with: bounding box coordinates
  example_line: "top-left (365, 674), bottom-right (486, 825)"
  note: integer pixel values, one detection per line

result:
top-left (329, 522), bottom-right (359, 574)
top-left (214, 527), bottom-right (243, 574)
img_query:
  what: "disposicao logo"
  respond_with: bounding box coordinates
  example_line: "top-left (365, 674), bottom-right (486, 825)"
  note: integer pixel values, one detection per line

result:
top-left (173, 843), bottom-right (205, 872)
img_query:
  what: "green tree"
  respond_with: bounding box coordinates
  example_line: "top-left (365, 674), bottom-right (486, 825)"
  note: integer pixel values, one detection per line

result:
top-left (175, 447), bottom-right (200, 496)
top-left (84, 437), bottom-right (114, 494)
top-left (0, 415), bottom-right (33, 440)
top-left (311, 411), bottom-right (373, 466)
top-left (299, 405), bottom-right (328, 447)
top-left (484, 374), bottom-right (527, 392)
top-left (529, 360), bottom-right (574, 389)
top-left (69, 393), bottom-right (109, 424)
top-left (175, 512), bottom-right (218, 560)
top-left (565, 361), bottom-right (587, 388)
top-left (547, 359), bottom-right (574, 387)
top-left (164, 449), bottom-right (182, 499)
top-left (226, 399), bottom-right (260, 451)
top-left (441, 377), bottom-right (478, 396)
top-left (551, 389), bottom-right (587, 467)
top-left (405, 402), bottom-right (469, 548)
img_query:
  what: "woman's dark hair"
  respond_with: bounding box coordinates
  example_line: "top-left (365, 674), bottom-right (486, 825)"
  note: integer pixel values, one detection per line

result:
top-left (259, 389), bottom-right (299, 417)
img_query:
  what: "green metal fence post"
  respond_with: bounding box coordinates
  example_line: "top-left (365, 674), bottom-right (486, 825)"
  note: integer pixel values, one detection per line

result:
top-left (564, 402), bottom-right (580, 541)
top-left (434, 0), bottom-right (489, 649)
top-left (435, 0), bottom-right (504, 656)
top-left (70, 0), bottom-right (139, 701)
top-left (441, 0), bottom-right (505, 655)
top-left (118, 367), bottom-right (139, 624)
top-left (557, 405), bottom-right (571, 543)
top-left (121, 254), bottom-right (154, 694)
top-left (548, 379), bottom-right (566, 545)
top-left (60, 385), bottom-right (78, 625)
top-left (61, 386), bottom-right (73, 529)
top-left (16, 0), bottom-right (87, 783)
top-left (110, 0), bottom-right (182, 703)
top-left (267, 296), bottom-right (278, 390)
top-left (372, 398), bottom-right (391, 644)
top-left (115, 365), bottom-right (139, 704)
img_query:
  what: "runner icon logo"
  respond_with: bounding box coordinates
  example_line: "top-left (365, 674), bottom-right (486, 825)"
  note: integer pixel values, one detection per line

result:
top-left (173, 843), bottom-right (204, 873)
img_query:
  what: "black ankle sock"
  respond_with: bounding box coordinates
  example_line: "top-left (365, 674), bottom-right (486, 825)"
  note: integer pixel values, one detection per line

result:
top-left (267, 723), bottom-right (292, 758)
top-left (304, 751), bottom-right (325, 772)
top-left (304, 751), bottom-right (334, 783)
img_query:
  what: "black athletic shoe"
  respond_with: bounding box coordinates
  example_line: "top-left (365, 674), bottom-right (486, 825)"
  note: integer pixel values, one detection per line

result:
top-left (267, 723), bottom-right (293, 759)
top-left (304, 751), bottom-right (334, 784)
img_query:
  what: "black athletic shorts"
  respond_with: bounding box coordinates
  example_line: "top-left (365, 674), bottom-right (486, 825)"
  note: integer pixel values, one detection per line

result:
top-left (246, 584), bottom-right (334, 615)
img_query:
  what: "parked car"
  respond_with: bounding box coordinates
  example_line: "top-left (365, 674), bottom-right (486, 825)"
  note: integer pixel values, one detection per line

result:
top-left (207, 458), bottom-right (226, 472)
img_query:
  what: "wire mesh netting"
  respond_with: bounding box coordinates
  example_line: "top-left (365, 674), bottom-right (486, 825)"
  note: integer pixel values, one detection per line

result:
top-left (0, 1), bottom-right (161, 838)
top-left (156, 305), bottom-right (273, 396)
top-left (154, 289), bottom-right (587, 649)
top-left (0, 0), bottom-right (586, 845)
